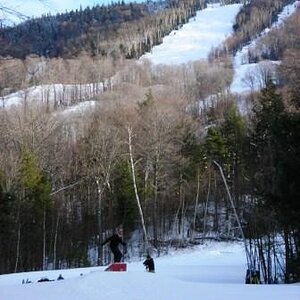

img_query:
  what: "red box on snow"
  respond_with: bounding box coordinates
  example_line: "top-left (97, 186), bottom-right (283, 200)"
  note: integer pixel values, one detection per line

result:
top-left (105, 262), bottom-right (127, 272)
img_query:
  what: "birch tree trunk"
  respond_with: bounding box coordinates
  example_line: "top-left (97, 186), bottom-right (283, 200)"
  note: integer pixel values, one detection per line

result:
top-left (96, 178), bottom-right (104, 266)
top-left (127, 125), bottom-right (150, 253)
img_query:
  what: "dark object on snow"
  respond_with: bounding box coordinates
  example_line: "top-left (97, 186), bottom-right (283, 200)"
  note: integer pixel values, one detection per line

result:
top-left (143, 255), bottom-right (155, 273)
top-left (245, 269), bottom-right (260, 284)
top-left (57, 274), bottom-right (64, 280)
top-left (37, 277), bottom-right (54, 282)
top-left (101, 232), bottom-right (127, 263)
top-left (22, 279), bottom-right (31, 284)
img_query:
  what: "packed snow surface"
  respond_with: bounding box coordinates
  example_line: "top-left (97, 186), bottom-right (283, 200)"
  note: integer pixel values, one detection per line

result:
top-left (141, 4), bottom-right (242, 65)
top-left (0, 242), bottom-right (299, 300)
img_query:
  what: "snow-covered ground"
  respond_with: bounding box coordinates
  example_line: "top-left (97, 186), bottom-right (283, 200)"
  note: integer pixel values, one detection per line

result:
top-left (1, 241), bottom-right (299, 300)
top-left (141, 4), bottom-right (242, 65)
top-left (1, 83), bottom-right (103, 108)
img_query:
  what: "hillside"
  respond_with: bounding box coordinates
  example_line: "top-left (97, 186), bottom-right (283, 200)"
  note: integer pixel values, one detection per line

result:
top-left (0, 0), bottom-right (299, 284)
top-left (0, 0), bottom-right (205, 59)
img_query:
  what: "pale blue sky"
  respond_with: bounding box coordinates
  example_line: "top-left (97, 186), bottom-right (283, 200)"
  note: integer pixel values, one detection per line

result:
top-left (2, 0), bottom-right (148, 21)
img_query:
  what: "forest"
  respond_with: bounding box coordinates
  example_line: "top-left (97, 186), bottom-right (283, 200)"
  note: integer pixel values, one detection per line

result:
top-left (0, 0), bottom-right (299, 285)
top-left (0, 0), bottom-right (205, 59)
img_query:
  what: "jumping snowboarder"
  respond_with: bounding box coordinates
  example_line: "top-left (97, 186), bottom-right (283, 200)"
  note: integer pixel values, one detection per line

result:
top-left (101, 229), bottom-right (127, 263)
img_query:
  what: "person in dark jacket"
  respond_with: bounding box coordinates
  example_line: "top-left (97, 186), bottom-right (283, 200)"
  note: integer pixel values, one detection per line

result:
top-left (101, 231), bottom-right (127, 263)
top-left (143, 254), bottom-right (155, 273)
top-left (57, 274), bottom-right (64, 280)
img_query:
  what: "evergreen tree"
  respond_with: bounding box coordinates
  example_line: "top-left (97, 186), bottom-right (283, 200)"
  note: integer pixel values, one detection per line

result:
top-left (0, 184), bottom-right (17, 273)
top-left (19, 148), bottom-right (52, 271)
top-left (251, 81), bottom-right (300, 282)
top-left (113, 160), bottom-right (138, 233)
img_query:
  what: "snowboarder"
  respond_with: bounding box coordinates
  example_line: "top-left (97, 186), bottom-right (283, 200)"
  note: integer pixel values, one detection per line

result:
top-left (101, 230), bottom-right (127, 263)
top-left (143, 254), bottom-right (155, 273)
top-left (57, 274), bottom-right (64, 280)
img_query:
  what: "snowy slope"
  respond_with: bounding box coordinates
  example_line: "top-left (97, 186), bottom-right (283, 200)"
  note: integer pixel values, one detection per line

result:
top-left (1, 242), bottom-right (299, 300)
top-left (2, 2), bottom-right (299, 111)
top-left (140, 4), bottom-right (242, 65)
top-left (2, 3), bottom-right (242, 109)
top-left (230, 1), bottom-right (300, 94)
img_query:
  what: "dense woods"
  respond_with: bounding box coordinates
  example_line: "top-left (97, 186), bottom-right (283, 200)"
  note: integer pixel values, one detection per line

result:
top-left (0, 0), bottom-right (205, 59)
top-left (0, 0), bottom-right (299, 285)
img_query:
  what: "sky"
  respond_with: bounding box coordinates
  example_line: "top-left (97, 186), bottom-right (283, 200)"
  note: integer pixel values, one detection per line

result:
top-left (1, 0), bottom-right (148, 22)
top-left (1, 241), bottom-right (299, 300)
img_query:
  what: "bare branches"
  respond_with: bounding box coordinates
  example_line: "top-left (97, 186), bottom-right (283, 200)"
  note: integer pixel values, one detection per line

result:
top-left (0, 5), bottom-right (28, 22)
top-left (0, 1), bottom-right (56, 25)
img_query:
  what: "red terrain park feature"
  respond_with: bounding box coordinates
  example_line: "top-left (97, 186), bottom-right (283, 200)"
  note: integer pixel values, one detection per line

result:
top-left (105, 263), bottom-right (127, 272)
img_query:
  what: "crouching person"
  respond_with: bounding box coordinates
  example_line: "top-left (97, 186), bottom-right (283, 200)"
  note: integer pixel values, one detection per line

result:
top-left (143, 254), bottom-right (155, 273)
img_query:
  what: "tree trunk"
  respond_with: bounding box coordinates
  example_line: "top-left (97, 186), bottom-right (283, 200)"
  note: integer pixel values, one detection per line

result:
top-left (14, 223), bottom-right (21, 273)
top-left (192, 168), bottom-right (200, 240)
top-left (128, 126), bottom-right (150, 253)
top-left (53, 212), bottom-right (60, 270)
top-left (43, 206), bottom-right (47, 270)
top-left (96, 178), bottom-right (103, 266)
top-left (203, 168), bottom-right (211, 241)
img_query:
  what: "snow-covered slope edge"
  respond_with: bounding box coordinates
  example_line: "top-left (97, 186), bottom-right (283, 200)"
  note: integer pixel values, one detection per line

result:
top-left (230, 1), bottom-right (300, 94)
top-left (1, 241), bottom-right (299, 300)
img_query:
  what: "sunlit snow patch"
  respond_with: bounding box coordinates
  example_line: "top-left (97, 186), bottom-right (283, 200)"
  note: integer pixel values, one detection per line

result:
top-left (140, 4), bottom-right (242, 65)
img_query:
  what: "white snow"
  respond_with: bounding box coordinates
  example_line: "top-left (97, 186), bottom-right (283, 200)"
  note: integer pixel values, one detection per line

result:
top-left (1, 83), bottom-right (103, 109)
top-left (0, 241), bottom-right (299, 300)
top-left (140, 4), bottom-right (242, 65)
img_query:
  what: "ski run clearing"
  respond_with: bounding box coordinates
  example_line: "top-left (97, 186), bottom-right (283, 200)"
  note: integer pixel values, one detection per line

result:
top-left (140, 3), bottom-right (242, 65)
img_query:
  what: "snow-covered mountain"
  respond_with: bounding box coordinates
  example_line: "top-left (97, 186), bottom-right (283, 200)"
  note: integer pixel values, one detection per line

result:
top-left (2, 3), bottom-right (242, 109)
top-left (3, 1), bottom-right (299, 112)
top-left (140, 3), bottom-right (242, 65)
